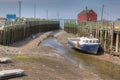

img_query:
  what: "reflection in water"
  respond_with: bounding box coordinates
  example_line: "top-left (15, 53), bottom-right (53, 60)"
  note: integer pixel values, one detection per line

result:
top-left (41, 37), bottom-right (120, 80)
top-left (41, 37), bottom-right (78, 65)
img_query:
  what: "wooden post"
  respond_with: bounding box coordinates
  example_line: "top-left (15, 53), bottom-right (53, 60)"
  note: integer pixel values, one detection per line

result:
top-left (95, 27), bottom-right (98, 38)
top-left (0, 30), bottom-right (1, 44)
top-left (116, 32), bottom-right (119, 52)
top-left (2, 29), bottom-right (5, 45)
top-left (100, 29), bottom-right (102, 44)
top-left (104, 30), bottom-right (107, 51)
top-left (97, 23), bottom-right (99, 38)
top-left (110, 22), bottom-right (114, 50)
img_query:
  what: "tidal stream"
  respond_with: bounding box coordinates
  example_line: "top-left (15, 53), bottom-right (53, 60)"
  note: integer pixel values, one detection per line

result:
top-left (41, 37), bottom-right (120, 80)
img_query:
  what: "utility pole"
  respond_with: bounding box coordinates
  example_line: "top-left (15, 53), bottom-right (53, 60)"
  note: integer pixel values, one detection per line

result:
top-left (57, 11), bottom-right (59, 20)
top-left (34, 4), bottom-right (36, 18)
top-left (19, 1), bottom-right (22, 19)
top-left (86, 6), bottom-right (88, 21)
top-left (101, 5), bottom-right (104, 21)
top-left (46, 9), bottom-right (48, 19)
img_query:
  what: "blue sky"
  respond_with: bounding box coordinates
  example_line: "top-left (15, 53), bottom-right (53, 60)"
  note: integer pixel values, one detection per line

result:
top-left (0, 0), bottom-right (120, 20)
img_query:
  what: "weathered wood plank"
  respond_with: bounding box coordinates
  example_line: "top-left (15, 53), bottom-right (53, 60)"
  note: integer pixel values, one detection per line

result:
top-left (0, 69), bottom-right (24, 79)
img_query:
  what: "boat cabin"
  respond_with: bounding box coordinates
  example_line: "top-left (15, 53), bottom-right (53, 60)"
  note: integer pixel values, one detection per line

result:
top-left (80, 37), bottom-right (99, 44)
top-left (68, 37), bottom-right (99, 54)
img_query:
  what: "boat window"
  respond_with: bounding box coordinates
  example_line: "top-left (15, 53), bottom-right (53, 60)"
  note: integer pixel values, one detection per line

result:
top-left (89, 40), bottom-right (92, 43)
top-left (86, 40), bottom-right (88, 43)
top-left (96, 40), bottom-right (99, 43)
top-left (93, 40), bottom-right (95, 43)
top-left (83, 40), bottom-right (85, 43)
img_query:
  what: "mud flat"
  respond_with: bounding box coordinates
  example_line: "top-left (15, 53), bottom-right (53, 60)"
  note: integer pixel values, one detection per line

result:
top-left (0, 30), bottom-right (104, 80)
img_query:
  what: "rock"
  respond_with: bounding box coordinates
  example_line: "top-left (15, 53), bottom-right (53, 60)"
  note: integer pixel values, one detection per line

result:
top-left (0, 58), bottom-right (12, 63)
top-left (42, 65), bottom-right (45, 67)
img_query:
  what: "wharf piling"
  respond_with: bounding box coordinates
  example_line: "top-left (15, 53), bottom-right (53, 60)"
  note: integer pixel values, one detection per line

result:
top-left (0, 19), bottom-right (60, 45)
top-left (64, 21), bottom-right (120, 56)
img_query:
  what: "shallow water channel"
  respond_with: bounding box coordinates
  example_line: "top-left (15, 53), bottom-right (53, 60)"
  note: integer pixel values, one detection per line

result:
top-left (41, 37), bottom-right (120, 80)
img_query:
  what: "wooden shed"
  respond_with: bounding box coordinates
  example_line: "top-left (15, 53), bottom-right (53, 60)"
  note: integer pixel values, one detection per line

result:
top-left (77, 9), bottom-right (97, 22)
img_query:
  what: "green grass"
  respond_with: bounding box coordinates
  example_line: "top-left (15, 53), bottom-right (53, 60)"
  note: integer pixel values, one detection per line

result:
top-left (12, 56), bottom-right (58, 64)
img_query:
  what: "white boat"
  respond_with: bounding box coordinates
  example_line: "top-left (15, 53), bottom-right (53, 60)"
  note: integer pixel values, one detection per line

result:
top-left (68, 36), bottom-right (99, 54)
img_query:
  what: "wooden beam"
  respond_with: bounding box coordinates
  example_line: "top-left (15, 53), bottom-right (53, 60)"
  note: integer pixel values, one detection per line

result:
top-left (104, 30), bottom-right (107, 51)
top-left (0, 69), bottom-right (24, 79)
top-left (116, 33), bottom-right (119, 52)
top-left (110, 22), bottom-right (114, 50)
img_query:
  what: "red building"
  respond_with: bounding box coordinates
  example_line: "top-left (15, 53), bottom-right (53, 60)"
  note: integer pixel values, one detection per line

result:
top-left (77, 9), bottom-right (97, 22)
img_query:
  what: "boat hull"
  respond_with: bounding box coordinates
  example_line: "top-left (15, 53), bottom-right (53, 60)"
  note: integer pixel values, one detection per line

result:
top-left (68, 39), bottom-right (99, 54)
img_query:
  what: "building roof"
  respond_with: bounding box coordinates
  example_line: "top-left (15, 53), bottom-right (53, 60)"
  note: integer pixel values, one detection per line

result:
top-left (78, 9), bottom-right (94, 15)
